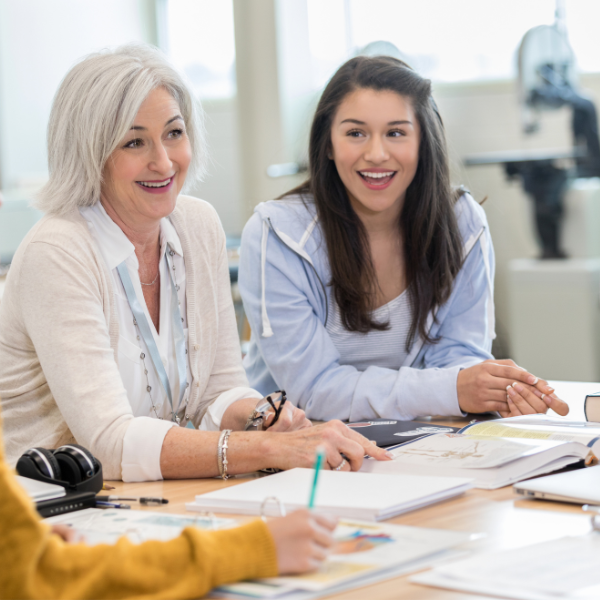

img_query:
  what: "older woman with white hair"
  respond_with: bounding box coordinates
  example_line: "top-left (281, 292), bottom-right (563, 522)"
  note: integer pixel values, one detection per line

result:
top-left (0, 44), bottom-right (388, 484)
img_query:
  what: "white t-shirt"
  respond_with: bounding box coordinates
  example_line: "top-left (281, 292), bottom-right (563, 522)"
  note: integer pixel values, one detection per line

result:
top-left (326, 290), bottom-right (413, 371)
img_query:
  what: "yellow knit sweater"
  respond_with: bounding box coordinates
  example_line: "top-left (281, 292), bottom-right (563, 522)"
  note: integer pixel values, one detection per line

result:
top-left (0, 421), bottom-right (278, 599)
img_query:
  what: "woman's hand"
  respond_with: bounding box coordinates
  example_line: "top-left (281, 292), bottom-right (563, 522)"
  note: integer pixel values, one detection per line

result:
top-left (50, 524), bottom-right (76, 542)
top-left (505, 378), bottom-right (569, 417)
top-left (222, 397), bottom-right (311, 432)
top-left (266, 420), bottom-right (391, 472)
top-left (266, 509), bottom-right (337, 574)
top-left (457, 359), bottom-right (569, 416)
top-left (264, 401), bottom-right (312, 432)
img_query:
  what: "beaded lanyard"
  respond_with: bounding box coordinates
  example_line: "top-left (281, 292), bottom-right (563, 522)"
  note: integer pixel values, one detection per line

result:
top-left (116, 248), bottom-right (189, 425)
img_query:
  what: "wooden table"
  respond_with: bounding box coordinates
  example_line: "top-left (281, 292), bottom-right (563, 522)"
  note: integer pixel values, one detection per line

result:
top-left (105, 380), bottom-right (599, 599)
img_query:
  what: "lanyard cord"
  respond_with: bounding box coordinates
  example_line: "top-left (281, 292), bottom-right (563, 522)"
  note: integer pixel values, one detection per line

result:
top-left (116, 250), bottom-right (189, 424)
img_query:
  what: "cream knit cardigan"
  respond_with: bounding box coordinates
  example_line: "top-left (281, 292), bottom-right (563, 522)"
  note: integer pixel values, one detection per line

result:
top-left (0, 196), bottom-right (249, 479)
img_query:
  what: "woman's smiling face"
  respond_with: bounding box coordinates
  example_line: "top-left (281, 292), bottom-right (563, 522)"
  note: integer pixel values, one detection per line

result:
top-left (101, 86), bottom-right (192, 227)
top-left (330, 88), bottom-right (420, 222)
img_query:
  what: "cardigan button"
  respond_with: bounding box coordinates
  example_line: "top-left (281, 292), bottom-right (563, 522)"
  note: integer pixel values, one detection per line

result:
top-left (193, 344), bottom-right (200, 350)
top-left (196, 382), bottom-right (200, 388)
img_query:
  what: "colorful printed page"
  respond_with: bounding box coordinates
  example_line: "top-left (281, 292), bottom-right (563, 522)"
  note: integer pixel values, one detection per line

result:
top-left (460, 415), bottom-right (600, 457)
top-left (45, 508), bottom-right (236, 544)
top-left (215, 520), bottom-right (472, 596)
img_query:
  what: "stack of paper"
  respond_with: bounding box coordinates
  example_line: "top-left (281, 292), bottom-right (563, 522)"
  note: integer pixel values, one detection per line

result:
top-left (186, 468), bottom-right (472, 520)
top-left (213, 520), bottom-right (472, 600)
top-left (411, 534), bottom-right (600, 599)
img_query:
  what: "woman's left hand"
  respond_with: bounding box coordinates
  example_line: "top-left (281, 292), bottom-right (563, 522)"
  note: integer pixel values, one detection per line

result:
top-left (264, 402), bottom-right (312, 432)
top-left (504, 377), bottom-right (569, 417)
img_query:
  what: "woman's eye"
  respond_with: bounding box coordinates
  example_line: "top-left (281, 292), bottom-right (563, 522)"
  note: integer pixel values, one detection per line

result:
top-left (347, 130), bottom-right (364, 138)
top-left (389, 129), bottom-right (406, 137)
top-left (168, 128), bottom-right (184, 139)
top-left (124, 138), bottom-right (143, 149)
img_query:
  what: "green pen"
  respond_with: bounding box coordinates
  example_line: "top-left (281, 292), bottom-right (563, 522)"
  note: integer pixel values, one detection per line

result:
top-left (308, 447), bottom-right (325, 509)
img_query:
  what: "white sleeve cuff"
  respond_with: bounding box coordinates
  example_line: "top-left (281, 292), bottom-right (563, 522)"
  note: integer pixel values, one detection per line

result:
top-left (198, 387), bottom-right (263, 431)
top-left (121, 417), bottom-right (177, 482)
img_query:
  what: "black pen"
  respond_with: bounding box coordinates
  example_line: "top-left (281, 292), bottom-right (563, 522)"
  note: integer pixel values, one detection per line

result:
top-left (95, 500), bottom-right (131, 509)
top-left (96, 496), bottom-right (169, 506)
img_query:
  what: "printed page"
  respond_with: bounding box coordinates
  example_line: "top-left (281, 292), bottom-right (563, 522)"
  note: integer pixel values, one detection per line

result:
top-left (45, 508), bottom-right (236, 544)
top-left (386, 433), bottom-right (552, 469)
top-left (425, 534), bottom-right (600, 597)
top-left (218, 520), bottom-right (471, 594)
top-left (463, 416), bottom-right (600, 456)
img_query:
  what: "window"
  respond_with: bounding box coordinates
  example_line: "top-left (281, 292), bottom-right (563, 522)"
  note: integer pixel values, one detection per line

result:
top-left (305, 0), bottom-right (600, 87)
top-left (166, 0), bottom-right (236, 99)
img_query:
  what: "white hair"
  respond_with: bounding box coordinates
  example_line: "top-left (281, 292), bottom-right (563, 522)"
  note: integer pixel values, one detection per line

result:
top-left (37, 43), bottom-right (206, 215)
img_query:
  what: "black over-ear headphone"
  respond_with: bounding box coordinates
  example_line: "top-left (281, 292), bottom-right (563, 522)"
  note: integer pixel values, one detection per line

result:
top-left (16, 444), bottom-right (103, 494)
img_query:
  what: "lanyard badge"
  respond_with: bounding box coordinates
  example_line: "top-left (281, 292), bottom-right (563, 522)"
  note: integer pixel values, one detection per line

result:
top-left (117, 250), bottom-right (189, 424)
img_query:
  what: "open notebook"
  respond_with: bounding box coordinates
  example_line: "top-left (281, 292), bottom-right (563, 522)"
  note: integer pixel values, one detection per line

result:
top-left (186, 468), bottom-right (472, 521)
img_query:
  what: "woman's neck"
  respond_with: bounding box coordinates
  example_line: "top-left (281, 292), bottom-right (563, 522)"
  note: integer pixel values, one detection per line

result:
top-left (100, 198), bottom-right (160, 261)
top-left (351, 197), bottom-right (403, 243)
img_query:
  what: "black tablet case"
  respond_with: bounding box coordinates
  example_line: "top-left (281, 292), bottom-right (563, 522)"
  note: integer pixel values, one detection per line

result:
top-left (347, 419), bottom-right (459, 447)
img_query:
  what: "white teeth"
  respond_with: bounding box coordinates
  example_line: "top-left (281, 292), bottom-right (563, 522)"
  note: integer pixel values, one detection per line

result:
top-left (139, 178), bottom-right (172, 188)
top-left (360, 171), bottom-right (394, 179)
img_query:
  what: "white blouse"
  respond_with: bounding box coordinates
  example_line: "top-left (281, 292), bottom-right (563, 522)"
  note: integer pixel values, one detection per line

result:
top-left (80, 203), bottom-right (261, 481)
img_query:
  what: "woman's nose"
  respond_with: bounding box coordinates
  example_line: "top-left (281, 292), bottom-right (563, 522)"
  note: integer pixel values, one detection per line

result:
top-left (148, 141), bottom-right (173, 173)
top-left (364, 136), bottom-right (389, 163)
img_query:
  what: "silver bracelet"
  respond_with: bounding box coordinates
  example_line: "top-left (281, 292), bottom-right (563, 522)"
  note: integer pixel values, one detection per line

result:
top-left (217, 429), bottom-right (233, 479)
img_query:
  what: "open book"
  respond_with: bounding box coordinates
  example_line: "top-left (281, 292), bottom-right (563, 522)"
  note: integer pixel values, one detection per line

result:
top-left (360, 415), bottom-right (599, 490)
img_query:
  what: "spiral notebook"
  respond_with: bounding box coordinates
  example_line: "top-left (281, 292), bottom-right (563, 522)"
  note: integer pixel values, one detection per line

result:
top-left (186, 468), bottom-right (472, 521)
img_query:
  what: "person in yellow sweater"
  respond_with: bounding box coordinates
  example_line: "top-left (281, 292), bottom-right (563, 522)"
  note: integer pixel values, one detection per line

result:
top-left (0, 412), bottom-right (336, 599)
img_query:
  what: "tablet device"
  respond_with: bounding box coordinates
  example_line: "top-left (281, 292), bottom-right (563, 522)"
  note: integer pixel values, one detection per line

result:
top-left (514, 465), bottom-right (600, 504)
top-left (16, 475), bottom-right (66, 501)
top-left (346, 419), bottom-right (458, 448)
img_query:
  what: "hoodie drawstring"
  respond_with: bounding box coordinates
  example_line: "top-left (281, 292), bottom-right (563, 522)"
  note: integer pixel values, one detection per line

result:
top-left (260, 220), bottom-right (274, 337)
top-left (479, 231), bottom-right (496, 341)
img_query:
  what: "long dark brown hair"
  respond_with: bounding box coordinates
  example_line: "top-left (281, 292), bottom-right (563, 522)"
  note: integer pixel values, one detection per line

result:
top-left (284, 55), bottom-right (464, 350)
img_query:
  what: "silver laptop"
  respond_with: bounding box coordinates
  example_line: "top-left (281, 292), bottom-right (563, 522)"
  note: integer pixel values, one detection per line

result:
top-left (15, 475), bottom-right (66, 502)
top-left (514, 465), bottom-right (600, 505)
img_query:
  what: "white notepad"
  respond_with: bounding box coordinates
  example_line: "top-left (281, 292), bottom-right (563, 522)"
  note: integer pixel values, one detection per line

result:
top-left (186, 468), bottom-right (472, 521)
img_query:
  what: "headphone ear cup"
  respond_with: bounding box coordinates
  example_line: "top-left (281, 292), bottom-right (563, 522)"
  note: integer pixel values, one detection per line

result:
top-left (18, 448), bottom-right (63, 481)
top-left (54, 444), bottom-right (99, 482)
top-left (53, 453), bottom-right (83, 484)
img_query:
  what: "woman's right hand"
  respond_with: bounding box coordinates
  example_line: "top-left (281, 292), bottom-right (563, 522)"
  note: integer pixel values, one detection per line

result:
top-left (267, 420), bottom-right (392, 472)
top-left (266, 509), bottom-right (337, 574)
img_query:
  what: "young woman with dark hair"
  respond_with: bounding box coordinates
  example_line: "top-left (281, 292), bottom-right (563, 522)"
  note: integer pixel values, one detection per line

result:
top-left (239, 55), bottom-right (568, 422)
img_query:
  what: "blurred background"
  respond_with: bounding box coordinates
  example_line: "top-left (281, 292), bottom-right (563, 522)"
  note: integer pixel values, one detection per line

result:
top-left (1, 0), bottom-right (600, 381)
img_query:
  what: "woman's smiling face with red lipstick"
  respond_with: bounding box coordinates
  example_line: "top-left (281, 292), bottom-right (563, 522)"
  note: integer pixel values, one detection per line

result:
top-left (101, 87), bottom-right (191, 227)
top-left (330, 88), bottom-right (420, 221)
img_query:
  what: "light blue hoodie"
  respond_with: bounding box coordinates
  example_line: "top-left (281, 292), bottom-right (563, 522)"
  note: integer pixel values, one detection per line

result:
top-left (238, 193), bottom-right (495, 421)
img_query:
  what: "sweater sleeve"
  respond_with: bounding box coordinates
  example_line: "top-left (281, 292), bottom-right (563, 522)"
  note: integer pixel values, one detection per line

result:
top-left (16, 240), bottom-right (137, 479)
top-left (197, 209), bottom-right (259, 409)
top-left (0, 445), bottom-right (278, 600)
